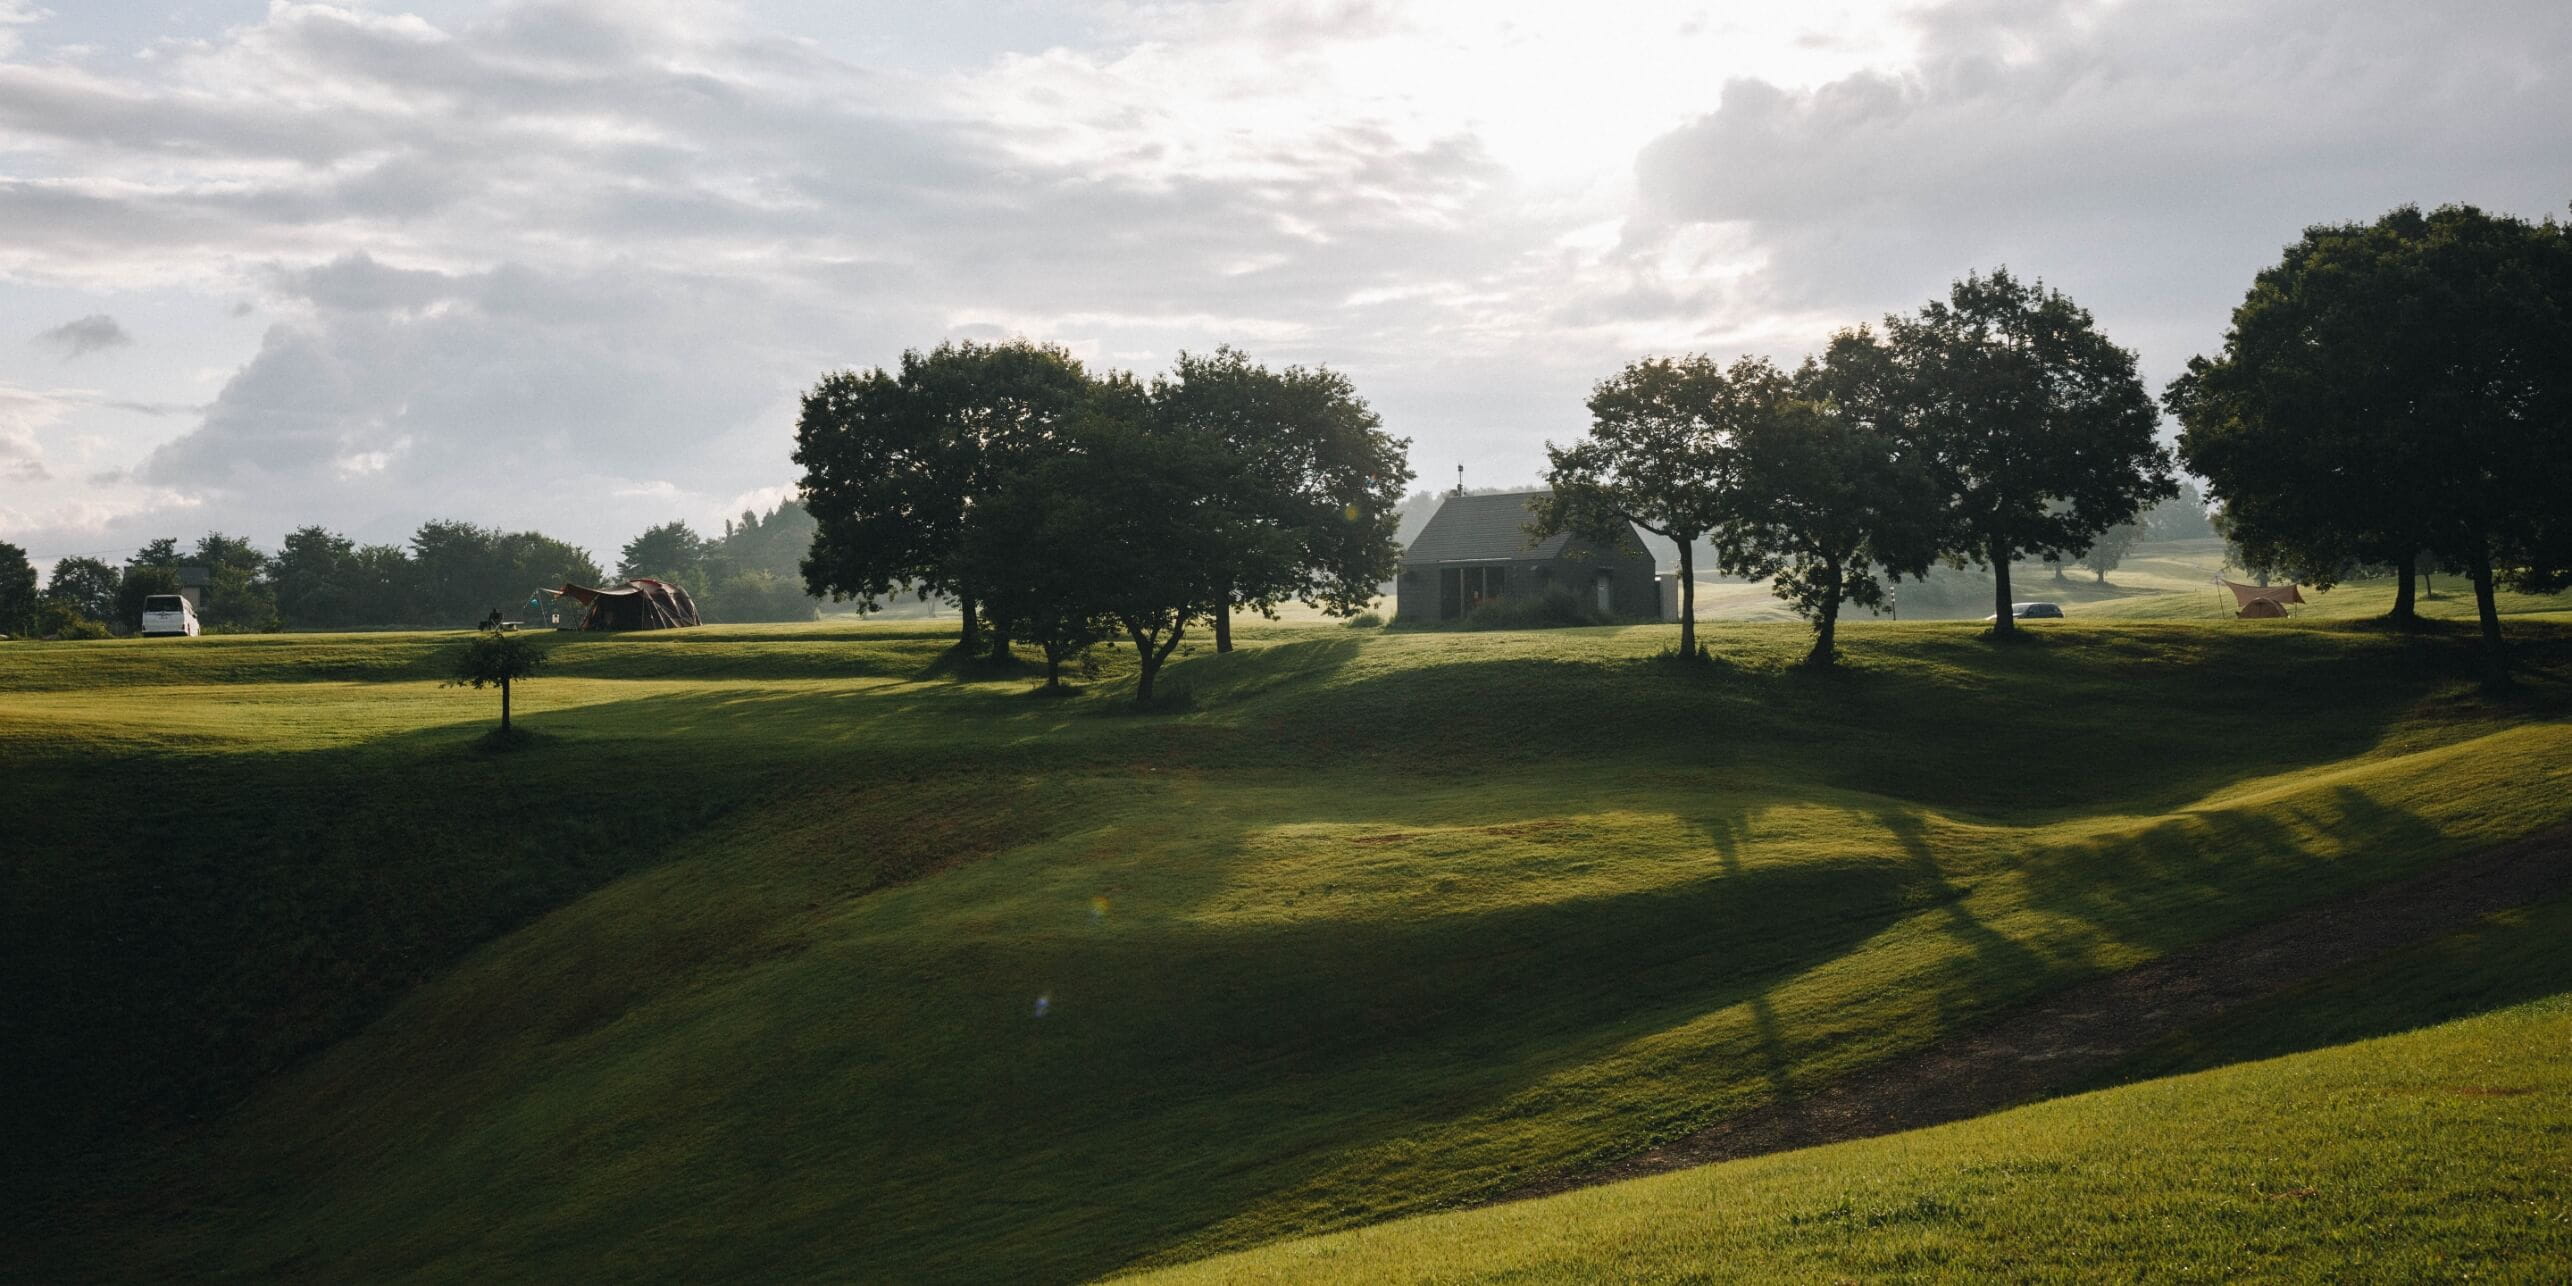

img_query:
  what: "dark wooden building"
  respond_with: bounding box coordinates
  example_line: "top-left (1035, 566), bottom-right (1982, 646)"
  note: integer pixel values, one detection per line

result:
top-left (1394, 490), bottom-right (1660, 624)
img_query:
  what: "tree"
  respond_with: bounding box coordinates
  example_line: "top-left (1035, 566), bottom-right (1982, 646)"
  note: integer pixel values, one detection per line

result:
top-left (188, 532), bottom-right (275, 630)
top-left (2175, 204), bottom-right (2572, 685)
top-left (692, 501), bottom-right (823, 624)
top-left (952, 464), bottom-right (1114, 690)
top-left (1711, 353), bottom-right (1943, 667)
top-left (447, 632), bottom-right (545, 733)
top-left (35, 595), bottom-right (109, 638)
top-left (43, 556), bottom-right (121, 626)
top-left (350, 543), bottom-right (414, 626)
top-left (981, 415), bottom-right (1249, 704)
top-left (794, 340), bottom-right (1094, 656)
top-left (409, 521), bottom-right (602, 627)
top-left (618, 521), bottom-right (708, 583)
top-left (2077, 521), bottom-right (2145, 583)
top-left (1539, 355), bottom-right (1776, 657)
top-left (2143, 482), bottom-right (2217, 542)
top-left (271, 526), bottom-right (359, 629)
top-left (1867, 269), bottom-right (2174, 636)
top-left (2170, 212), bottom-right (2449, 623)
top-left (0, 540), bottom-right (36, 637)
top-left (125, 538), bottom-right (179, 572)
top-left (1151, 348), bottom-right (1412, 651)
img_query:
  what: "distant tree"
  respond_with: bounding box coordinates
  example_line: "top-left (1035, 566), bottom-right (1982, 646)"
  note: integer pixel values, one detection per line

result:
top-left (124, 538), bottom-right (179, 572)
top-left (447, 632), bottom-right (546, 733)
top-left (984, 416), bottom-right (1246, 704)
top-left (1151, 347), bottom-right (1412, 651)
top-left (0, 540), bottom-right (36, 637)
top-left (1865, 269), bottom-right (2175, 636)
top-left (350, 543), bottom-right (414, 626)
top-left (692, 501), bottom-right (823, 623)
top-left (2143, 482), bottom-right (2217, 542)
top-left (618, 521), bottom-right (708, 583)
top-left (34, 595), bottom-right (109, 638)
top-left (953, 464), bottom-right (1112, 690)
top-left (271, 526), bottom-right (359, 629)
top-left (2171, 214), bottom-right (2441, 622)
top-left (187, 531), bottom-right (276, 631)
top-left (2177, 204), bottom-right (2572, 685)
top-left (713, 500), bottom-right (821, 578)
top-left (1540, 354), bottom-right (1775, 658)
top-left (408, 521), bottom-right (602, 627)
top-left (794, 340), bottom-right (1095, 657)
top-left (2077, 521), bottom-right (2145, 583)
top-left (499, 531), bottom-right (602, 598)
top-left (43, 556), bottom-right (121, 626)
top-left (1721, 365), bottom-right (1941, 666)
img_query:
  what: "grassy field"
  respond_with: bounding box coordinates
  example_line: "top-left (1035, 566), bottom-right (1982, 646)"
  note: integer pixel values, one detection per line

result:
top-left (1136, 910), bottom-right (2572, 1283)
top-left (5, 601), bottom-right (2569, 1281)
top-left (1672, 538), bottom-right (2561, 625)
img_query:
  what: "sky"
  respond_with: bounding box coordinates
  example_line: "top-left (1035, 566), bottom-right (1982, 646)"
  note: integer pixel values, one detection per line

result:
top-left (2, 0), bottom-right (2566, 574)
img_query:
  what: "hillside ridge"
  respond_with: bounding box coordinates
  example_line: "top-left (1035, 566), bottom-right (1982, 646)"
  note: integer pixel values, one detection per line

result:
top-left (1493, 819), bottom-right (2572, 1206)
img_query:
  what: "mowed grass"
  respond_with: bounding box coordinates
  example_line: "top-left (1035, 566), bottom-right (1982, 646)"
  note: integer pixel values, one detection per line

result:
top-left (3, 609), bottom-right (2570, 1282)
top-left (1134, 909), bottom-right (2572, 1284)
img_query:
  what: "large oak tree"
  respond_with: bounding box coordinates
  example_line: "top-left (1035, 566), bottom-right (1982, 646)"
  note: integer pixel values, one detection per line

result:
top-left (1716, 355), bottom-right (1942, 667)
top-left (1540, 354), bottom-right (1781, 657)
top-left (1150, 348), bottom-right (1411, 651)
top-left (2173, 204), bottom-right (2572, 687)
top-left (1861, 269), bottom-right (2174, 637)
top-left (793, 339), bottom-right (1093, 656)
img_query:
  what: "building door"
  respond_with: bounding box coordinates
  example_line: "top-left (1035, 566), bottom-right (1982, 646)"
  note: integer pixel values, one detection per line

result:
top-left (1439, 567), bottom-right (1462, 620)
top-left (1595, 569), bottom-right (1615, 614)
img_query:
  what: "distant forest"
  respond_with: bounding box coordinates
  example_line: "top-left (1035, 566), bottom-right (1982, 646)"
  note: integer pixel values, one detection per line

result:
top-left (16, 500), bottom-right (825, 635)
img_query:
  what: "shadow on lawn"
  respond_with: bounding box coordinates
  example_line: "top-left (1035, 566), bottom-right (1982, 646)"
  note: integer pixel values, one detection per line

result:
top-left (763, 852), bottom-right (1932, 1285)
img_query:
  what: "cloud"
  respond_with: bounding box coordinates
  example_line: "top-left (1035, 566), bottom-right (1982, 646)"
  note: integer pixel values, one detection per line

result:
top-left (1629, 0), bottom-right (2572, 370)
top-left (33, 312), bottom-right (130, 357)
top-left (0, 382), bottom-right (64, 479)
top-left (4, 0), bottom-right (2566, 561)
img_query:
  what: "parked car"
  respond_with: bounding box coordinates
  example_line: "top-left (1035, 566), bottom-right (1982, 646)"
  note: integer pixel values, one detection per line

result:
top-left (1984, 601), bottom-right (2065, 622)
top-left (140, 593), bottom-right (201, 637)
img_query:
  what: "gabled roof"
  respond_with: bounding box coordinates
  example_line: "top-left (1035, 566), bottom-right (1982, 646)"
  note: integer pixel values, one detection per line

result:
top-left (1402, 490), bottom-right (1574, 563)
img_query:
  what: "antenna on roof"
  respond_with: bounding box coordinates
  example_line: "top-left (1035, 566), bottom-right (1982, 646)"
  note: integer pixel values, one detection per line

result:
top-left (1455, 463), bottom-right (1464, 496)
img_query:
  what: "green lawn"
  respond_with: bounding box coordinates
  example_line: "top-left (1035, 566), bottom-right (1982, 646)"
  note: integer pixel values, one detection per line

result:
top-left (4, 610), bottom-right (2568, 1282)
top-left (1135, 920), bottom-right (2572, 1283)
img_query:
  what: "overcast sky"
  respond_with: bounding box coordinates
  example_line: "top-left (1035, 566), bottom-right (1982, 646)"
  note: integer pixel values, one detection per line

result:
top-left (2, 0), bottom-right (2565, 572)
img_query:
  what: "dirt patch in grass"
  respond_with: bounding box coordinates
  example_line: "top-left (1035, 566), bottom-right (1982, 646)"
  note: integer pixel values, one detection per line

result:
top-left (1498, 822), bottom-right (2572, 1205)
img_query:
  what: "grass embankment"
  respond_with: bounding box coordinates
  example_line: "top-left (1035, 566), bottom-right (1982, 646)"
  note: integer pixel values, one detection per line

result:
top-left (3, 612), bottom-right (2568, 1281)
top-left (1137, 904), bottom-right (2572, 1283)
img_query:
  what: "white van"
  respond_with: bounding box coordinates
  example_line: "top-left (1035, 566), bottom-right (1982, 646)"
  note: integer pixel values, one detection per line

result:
top-left (140, 593), bottom-right (201, 637)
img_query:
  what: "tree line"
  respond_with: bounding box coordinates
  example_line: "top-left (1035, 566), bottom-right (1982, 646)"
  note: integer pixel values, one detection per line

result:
top-left (794, 341), bottom-right (1412, 700)
top-left (1543, 267), bottom-right (2176, 666)
top-left (2170, 202), bottom-right (2572, 689)
top-left (1, 501), bottom-right (823, 637)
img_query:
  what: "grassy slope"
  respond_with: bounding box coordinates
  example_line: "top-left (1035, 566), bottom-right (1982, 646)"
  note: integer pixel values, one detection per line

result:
top-left (1682, 537), bottom-right (2569, 625)
top-left (3, 612), bottom-right (2569, 1281)
top-left (1137, 906), bottom-right (2572, 1283)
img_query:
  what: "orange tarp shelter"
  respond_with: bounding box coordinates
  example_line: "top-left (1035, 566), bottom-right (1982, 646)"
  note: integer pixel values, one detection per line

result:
top-left (2224, 580), bottom-right (2304, 618)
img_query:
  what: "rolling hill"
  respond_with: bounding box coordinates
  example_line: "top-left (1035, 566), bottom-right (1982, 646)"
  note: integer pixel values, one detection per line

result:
top-left (5, 597), bottom-right (2569, 1281)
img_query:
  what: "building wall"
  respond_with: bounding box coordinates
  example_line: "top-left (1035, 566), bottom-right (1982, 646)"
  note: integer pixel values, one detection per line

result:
top-left (1394, 542), bottom-right (1661, 623)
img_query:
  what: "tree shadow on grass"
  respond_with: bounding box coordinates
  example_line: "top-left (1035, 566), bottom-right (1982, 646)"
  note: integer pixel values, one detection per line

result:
top-left (740, 853), bottom-right (1934, 1285)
